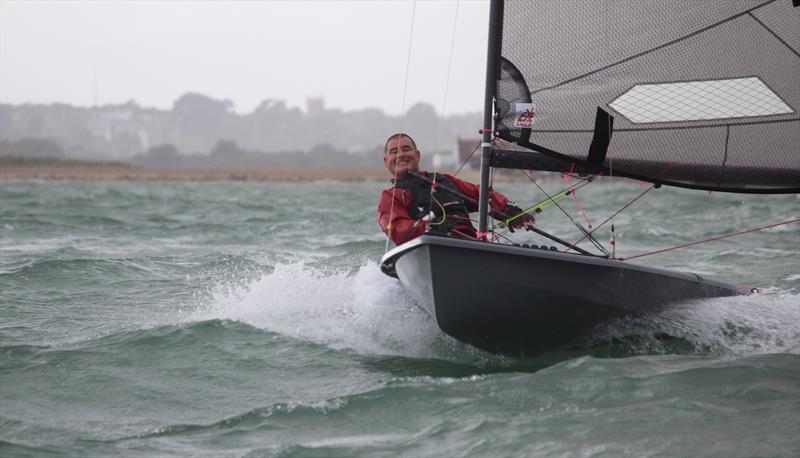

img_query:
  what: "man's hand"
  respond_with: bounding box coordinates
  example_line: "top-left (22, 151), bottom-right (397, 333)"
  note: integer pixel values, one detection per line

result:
top-left (505, 205), bottom-right (535, 232)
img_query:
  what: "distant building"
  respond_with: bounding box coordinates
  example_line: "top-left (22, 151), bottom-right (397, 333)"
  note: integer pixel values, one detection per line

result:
top-left (457, 137), bottom-right (482, 170)
top-left (306, 97), bottom-right (324, 118)
top-left (86, 103), bottom-right (178, 158)
top-left (432, 142), bottom-right (459, 170)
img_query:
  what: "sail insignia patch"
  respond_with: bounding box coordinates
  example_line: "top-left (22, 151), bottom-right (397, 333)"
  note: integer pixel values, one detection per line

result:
top-left (513, 103), bottom-right (536, 128)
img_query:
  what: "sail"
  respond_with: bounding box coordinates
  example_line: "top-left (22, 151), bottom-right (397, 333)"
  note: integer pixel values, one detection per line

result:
top-left (493, 0), bottom-right (800, 193)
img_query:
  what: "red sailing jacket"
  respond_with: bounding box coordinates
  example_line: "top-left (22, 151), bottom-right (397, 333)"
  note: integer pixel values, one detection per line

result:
top-left (376, 172), bottom-right (513, 246)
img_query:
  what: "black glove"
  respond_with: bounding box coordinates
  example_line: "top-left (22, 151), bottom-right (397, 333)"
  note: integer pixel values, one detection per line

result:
top-left (505, 205), bottom-right (535, 232)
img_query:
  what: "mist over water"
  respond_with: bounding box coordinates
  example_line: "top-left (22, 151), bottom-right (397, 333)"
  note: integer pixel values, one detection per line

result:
top-left (1, 179), bottom-right (798, 457)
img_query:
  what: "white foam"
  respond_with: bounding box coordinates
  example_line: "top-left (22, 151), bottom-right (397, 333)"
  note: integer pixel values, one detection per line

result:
top-left (197, 262), bottom-right (453, 357)
top-left (196, 262), bottom-right (800, 360)
top-left (599, 292), bottom-right (800, 356)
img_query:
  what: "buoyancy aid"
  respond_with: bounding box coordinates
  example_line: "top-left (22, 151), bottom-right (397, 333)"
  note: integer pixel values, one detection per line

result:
top-left (393, 173), bottom-right (475, 237)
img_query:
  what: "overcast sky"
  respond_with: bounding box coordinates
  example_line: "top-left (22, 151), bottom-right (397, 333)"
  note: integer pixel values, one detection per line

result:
top-left (0, 0), bottom-right (490, 115)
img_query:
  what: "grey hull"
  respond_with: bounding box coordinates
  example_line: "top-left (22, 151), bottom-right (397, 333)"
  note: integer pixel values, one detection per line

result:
top-left (380, 235), bottom-right (739, 355)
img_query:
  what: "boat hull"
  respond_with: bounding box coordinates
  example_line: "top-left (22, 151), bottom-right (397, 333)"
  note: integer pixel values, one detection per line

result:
top-left (380, 236), bottom-right (739, 355)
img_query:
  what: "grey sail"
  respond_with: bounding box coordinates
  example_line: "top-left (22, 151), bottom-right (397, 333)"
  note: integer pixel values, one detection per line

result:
top-left (496, 0), bottom-right (800, 193)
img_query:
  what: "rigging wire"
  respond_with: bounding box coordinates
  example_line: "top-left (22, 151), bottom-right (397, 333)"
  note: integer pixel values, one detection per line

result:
top-left (561, 171), bottom-right (593, 228)
top-left (404, 1), bottom-right (459, 242)
top-left (415, 0), bottom-right (459, 239)
top-left (620, 218), bottom-right (800, 261)
top-left (495, 178), bottom-right (593, 237)
top-left (384, 0), bottom-right (418, 253)
top-left (439, 0), bottom-right (460, 118)
top-left (520, 170), bottom-right (608, 256)
top-left (453, 140), bottom-right (481, 177)
top-left (506, 177), bottom-right (593, 224)
top-left (437, 2), bottom-right (474, 179)
top-left (565, 182), bottom-right (655, 253)
top-left (396, 0), bottom-right (418, 134)
top-left (489, 164), bottom-right (498, 240)
top-left (494, 230), bottom-right (516, 244)
top-left (609, 159), bottom-right (615, 259)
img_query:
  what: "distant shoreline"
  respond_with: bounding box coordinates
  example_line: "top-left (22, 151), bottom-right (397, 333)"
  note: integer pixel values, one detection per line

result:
top-left (0, 159), bottom-right (497, 182)
top-left (1, 165), bottom-right (392, 182)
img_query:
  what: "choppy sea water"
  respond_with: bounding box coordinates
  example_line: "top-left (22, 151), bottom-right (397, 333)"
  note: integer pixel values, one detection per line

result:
top-left (1, 178), bottom-right (798, 457)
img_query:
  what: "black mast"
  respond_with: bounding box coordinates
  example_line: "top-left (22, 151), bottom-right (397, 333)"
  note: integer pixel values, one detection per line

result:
top-left (478, 0), bottom-right (504, 238)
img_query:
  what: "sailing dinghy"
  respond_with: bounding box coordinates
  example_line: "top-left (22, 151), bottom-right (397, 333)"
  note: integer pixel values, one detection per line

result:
top-left (381, 0), bottom-right (799, 355)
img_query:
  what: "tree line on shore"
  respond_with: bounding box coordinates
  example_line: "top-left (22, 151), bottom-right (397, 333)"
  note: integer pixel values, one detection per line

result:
top-left (0, 137), bottom-right (439, 170)
top-left (0, 93), bottom-right (480, 168)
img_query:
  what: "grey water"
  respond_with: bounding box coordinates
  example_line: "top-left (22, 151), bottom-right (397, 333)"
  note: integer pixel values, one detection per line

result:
top-left (1, 178), bottom-right (798, 457)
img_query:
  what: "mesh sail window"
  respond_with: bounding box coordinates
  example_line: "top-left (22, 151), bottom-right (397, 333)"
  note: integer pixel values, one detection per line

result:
top-left (610, 77), bottom-right (793, 123)
top-left (494, 0), bottom-right (800, 193)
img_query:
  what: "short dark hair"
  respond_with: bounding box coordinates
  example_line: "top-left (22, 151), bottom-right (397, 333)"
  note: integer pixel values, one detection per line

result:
top-left (384, 133), bottom-right (417, 155)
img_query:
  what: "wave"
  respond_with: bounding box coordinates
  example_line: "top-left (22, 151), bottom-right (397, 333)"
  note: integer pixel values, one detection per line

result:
top-left (192, 262), bottom-right (800, 363)
top-left (9, 260), bottom-right (790, 366)
top-left (1, 256), bottom-right (149, 279)
top-left (0, 440), bottom-right (64, 458)
top-left (119, 379), bottom-right (477, 441)
top-left (110, 352), bottom-right (799, 455)
top-left (0, 320), bottom-right (345, 374)
top-left (130, 397), bottom-right (353, 440)
top-left (6, 352), bottom-right (797, 457)
top-left (194, 262), bottom-right (487, 361)
top-left (4, 318), bottom-right (294, 349)
top-left (586, 292), bottom-right (800, 356)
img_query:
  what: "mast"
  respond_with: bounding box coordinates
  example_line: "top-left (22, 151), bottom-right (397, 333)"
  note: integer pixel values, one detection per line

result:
top-left (478, 0), bottom-right (504, 238)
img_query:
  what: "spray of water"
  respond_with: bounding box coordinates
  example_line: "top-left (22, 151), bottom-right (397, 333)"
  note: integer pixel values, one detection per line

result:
top-left (196, 260), bottom-right (799, 360)
top-left (594, 292), bottom-right (800, 356)
top-left (197, 262), bottom-right (463, 358)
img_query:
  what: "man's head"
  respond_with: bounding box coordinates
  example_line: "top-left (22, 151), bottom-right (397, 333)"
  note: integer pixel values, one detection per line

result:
top-left (384, 133), bottom-right (420, 177)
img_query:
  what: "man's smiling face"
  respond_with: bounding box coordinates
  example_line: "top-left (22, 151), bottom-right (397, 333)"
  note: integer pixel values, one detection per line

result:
top-left (384, 135), bottom-right (421, 177)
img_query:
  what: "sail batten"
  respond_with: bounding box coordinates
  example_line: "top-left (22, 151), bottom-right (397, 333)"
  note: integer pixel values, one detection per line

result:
top-left (493, 0), bottom-right (800, 193)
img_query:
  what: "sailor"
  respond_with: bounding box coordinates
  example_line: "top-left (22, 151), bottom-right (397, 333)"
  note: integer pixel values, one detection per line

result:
top-left (377, 133), bottom-right (534, 246)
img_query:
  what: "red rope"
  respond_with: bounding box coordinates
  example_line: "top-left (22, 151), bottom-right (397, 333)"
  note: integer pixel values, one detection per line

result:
top-left (564, 184), bottom-right (655, 252)
top-left (619, 218), bottom-right (800, 261)
top-left (450, 228), bottom-right (479, 240)
top-left (561, 170), bottom-right (592, 228)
